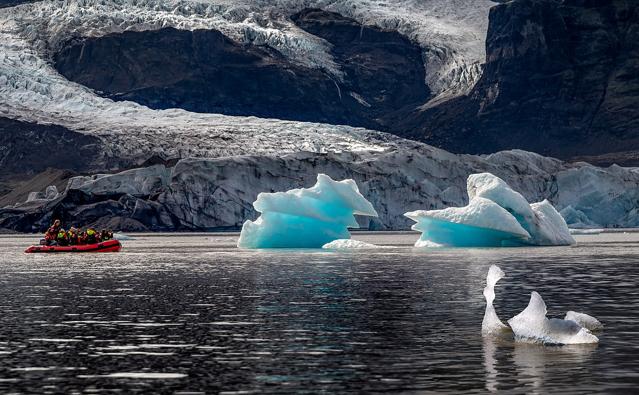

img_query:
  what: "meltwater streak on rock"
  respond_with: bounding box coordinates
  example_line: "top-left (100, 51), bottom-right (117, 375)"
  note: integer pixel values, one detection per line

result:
top-left (482, 265), bottom-right (508, 336)
top-left (237, 174), bottom-right (378, 249)
top-left (508, 292), bottom-right (599, 345)
top-left (405, 173), bottom-right (574, 247)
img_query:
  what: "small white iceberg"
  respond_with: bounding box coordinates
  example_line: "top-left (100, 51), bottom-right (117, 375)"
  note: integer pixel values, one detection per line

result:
top-left (113, 233), bottom-right (135, 241)
top-left (237, 174), bottom-right (378, 248)
top-left (508, 292), bottom-right (599, 345)
top-left (405, 173), bottom-right (575, 247)
top-left (481, 265), bottom-right (601, 345)
top-left (322, 239), bottom-right (383, 249)
top-left (481, 265), bottom-right (509, 335)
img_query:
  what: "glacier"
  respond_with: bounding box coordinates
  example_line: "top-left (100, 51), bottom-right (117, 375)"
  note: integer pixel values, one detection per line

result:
top-left (237, 174), bottom-right (378, 249)
top-left (508, 292), bottom-right (599, 345)
top-left (405, 173), bottom-right (575, 247)
top-left (2, 0), bottom-right (639, 233)
top-left (6, 150), bottom-right (639, 233)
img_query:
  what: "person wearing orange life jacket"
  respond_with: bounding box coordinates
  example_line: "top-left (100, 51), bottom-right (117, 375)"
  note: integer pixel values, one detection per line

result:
top-left (67, 227), bottom-right (80, 246)
top-left (44, 219), bottom-right (62, 246)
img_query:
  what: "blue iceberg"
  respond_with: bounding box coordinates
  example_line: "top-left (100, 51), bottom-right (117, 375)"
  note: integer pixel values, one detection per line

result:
top-left (405, 173), bottom-right (575, 247)
top-left (237, 174), bottom-right (378, 248)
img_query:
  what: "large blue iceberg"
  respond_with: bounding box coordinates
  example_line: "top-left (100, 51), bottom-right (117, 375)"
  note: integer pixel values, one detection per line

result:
top-left (237, 174), bottom-right (378, 248)
top-left (405, 173), bottom-right (575, 247)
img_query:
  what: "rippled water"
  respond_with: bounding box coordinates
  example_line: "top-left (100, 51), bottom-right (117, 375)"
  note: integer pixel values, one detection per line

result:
top-left (1, 232), bottom-right (638, 393)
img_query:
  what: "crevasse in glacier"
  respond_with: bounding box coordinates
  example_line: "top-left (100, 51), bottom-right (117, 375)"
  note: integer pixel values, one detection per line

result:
top-left (237, 174), bottom-right (378, 248)
top-left (405, 173), bottom-right (575, 247)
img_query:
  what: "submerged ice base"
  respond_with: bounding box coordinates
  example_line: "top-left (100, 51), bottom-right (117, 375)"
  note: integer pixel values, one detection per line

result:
top-left (406, 173), bottom-right (575, 247)
top-left (237, 174), bottom-right (378, 248)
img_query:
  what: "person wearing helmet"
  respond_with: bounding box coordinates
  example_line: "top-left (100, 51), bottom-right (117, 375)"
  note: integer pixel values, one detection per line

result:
top-left (56, 229), bottom-right (69, 246)
top-left (67, 227), bottom-right (79, 246)
top-left (85, 228), bottom-right (99, 244)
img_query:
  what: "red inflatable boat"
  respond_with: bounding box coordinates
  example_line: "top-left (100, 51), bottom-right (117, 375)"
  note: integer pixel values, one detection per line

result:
top-left (25, 239), bottom-right (122, 253)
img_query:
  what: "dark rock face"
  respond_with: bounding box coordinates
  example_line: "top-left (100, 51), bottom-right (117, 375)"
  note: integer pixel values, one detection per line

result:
top-left (54, 18), bottom-right (428, 130)
top-left (411, 0), bottom-right (639, 158)
top-left (291, 9), bottom-right (429, 121)
top-left (0, 117), bottom-right (101, 177)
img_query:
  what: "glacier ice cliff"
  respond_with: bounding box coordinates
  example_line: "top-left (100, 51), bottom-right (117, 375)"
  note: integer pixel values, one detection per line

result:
top-left (405, 173), bottom-right (575, 247)
top-left (4, 150), bottom-right (639, 233)
top-left (237, 174), bottom-right (378, 248)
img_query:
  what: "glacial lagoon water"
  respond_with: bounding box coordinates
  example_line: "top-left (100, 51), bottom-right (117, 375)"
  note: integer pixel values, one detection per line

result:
top-left (0, 232), bottom-right (638, 393)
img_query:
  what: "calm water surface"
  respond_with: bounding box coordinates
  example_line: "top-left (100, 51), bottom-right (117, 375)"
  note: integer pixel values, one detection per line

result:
top-left (0, 232), bottom-right (638, 393)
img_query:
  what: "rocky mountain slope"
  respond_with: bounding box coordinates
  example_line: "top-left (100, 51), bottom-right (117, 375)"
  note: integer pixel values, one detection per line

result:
top-left (408, 0), bottom-right (639, 159)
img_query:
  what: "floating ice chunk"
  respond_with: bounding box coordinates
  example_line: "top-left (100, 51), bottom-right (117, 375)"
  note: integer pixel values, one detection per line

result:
top-left (405, 197), bottom-right (530, 247)
top-left (322, 239), bottom-right (384, 249)
top-left (565, 311), bottom-right (603, 331)
top-left (482, 265), bottom-right (509, 336)
top-left (237, 174), bottom-right (378, 248)
top-left (508, 292), bottom-right (599, 345)
top-left (405, 173), bottom-right (575, 247)
top-left (568, 228), bottom-right (602, 235)
top-left (113, 233), bottom-right (134, 241)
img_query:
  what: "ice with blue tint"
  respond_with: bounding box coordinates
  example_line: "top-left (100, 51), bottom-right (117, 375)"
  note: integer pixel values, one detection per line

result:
top-left (405, 173), bottom-right (575, 247)
top-left (237, 174), bottom-right (378, 248)
top-left (405, 197), bottom-right (530, 247)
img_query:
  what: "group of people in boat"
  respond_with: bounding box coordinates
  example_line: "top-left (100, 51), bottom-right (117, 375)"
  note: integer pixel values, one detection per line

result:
top-left (43, 219), bottom-right (114, 246)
